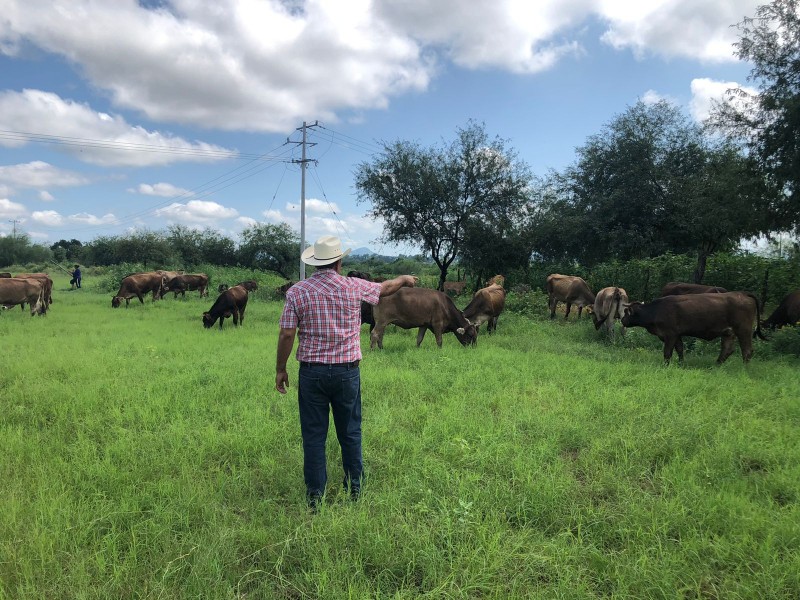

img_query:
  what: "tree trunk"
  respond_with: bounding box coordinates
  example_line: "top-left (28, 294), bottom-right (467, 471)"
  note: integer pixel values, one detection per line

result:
top-left (693, 250), bottom-right (708, 284)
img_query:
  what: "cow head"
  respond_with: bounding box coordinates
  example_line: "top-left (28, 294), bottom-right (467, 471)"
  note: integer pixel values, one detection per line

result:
top-left (455, 320), bottom-right (478, 347)
top-left (620, 302), bottom-right (642, 327)
top-left (112, 296), bottom-right (122, 308)
top-left (202, 312), bottom-right (216, 328)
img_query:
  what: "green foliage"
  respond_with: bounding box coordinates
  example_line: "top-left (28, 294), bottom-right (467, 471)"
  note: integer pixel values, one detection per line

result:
top-left (0, 233), bottom-right (53, 268)
top-left (765, 326), bottom-right (800, 357)
top-left (355, 120), bottom-right (533, 288)
top-left (237, 222), bottom-right (300, 279)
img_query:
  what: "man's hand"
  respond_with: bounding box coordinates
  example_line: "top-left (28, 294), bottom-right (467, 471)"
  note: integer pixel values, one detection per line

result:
top-left (276, 370), bottom-right (289, 394)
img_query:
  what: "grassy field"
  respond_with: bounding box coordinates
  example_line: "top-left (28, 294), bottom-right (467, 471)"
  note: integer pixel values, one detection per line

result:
top-left (1, 275), bottom-right (799, 599)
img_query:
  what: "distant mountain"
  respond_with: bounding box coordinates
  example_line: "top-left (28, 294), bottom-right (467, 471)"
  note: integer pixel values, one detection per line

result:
top-left (350, 247), bottom-right (376, 256)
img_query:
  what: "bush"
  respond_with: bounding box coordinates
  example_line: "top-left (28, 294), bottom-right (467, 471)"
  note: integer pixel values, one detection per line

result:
top-left (766, 326), bottom-right (800, 357)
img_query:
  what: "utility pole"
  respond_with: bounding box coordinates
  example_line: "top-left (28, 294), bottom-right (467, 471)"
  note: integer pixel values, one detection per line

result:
top-left (290, 121), bottom-right (319, 279)
top-left (8, 218), bottom-right (19, 264)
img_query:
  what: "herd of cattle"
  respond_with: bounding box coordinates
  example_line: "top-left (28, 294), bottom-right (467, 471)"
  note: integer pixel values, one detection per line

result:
top-left (2, 267), bottom-right (798, 364)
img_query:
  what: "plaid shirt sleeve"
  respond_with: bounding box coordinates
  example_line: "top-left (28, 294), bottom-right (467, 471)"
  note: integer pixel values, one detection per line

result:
top-left (279, 292), bottom-right (299, 328)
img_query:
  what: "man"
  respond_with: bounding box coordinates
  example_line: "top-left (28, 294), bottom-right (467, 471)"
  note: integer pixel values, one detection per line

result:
top-left (275, 235), bottom-right (417, 509)
top-left (70, 264), bottom-right (82, 289)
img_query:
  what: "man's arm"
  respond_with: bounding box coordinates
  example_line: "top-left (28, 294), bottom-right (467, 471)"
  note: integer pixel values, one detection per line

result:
top-left (379, 274), bottom-right (418, 297)
top-left (275, 327), bottom-right (297, 394)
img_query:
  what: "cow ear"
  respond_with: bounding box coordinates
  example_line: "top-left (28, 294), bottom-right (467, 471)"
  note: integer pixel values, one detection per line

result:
top-left (456, 327), bottom-right (465, 334)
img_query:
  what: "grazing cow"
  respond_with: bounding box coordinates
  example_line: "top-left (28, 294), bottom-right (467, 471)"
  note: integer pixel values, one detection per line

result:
top-left (112, 272), bottom-right (168, 307)
top-left (546, 274), bottom-right (595, 320)
top-left (762, 290), bottom-right (800, 330)
top-left (155, 270), bottom-right (181, 298)
top-left (463, 283), bottom-right (506, 334)
top-left (237, 280), bottom-right (258, 292)
top-left (591, 287), bottom-right (629, 336)
top-left (165, 273), bottom-right (209, 298)
top-left (202, 284), bottom-right (249, 329)
top-left (485, 274), bottom-right (505, 287)
top-left (347, 271), bottom-right (376, 331)
top-left (0, 272), bottom-right (10, 278)
top-left (276, 281), bottom-right (294, 296)
top-left (370, 287), bottom-right (478, 349)
top-left (443, 281), bottom-right (467, 296)
top-left (660, 282), bottom-right (727, 296)
top-left (0, 278), bottom-right (46, 316)
top-left (621, 292), bottom-right (765, 365)
top-left (15, 273), bottom-right (53, 307)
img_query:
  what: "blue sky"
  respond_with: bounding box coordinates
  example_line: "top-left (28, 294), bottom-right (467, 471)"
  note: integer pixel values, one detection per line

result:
top-left (0, 0), bottom-right (760, 255)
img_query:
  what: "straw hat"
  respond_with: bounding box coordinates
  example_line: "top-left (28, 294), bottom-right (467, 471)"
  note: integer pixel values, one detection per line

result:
top-left (301, 235), bottom-right (351, 266)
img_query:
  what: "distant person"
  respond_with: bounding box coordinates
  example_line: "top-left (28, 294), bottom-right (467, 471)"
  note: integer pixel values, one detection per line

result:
top-left (275, 235), bottom-right (417, 510)
top-left (70, 264), bottom-right (82, 289)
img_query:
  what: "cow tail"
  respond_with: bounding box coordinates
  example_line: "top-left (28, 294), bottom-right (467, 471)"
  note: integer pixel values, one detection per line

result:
top-left (36, 286), bottom-right (46, 315)
top-left (748, 292), bottom-right (767, 340)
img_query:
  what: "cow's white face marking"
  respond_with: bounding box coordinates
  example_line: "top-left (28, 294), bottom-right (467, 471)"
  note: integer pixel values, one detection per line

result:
top-left (456, 327), bottom-right (465, 334)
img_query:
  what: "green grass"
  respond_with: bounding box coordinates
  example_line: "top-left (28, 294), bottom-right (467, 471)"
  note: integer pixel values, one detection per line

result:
top-left (1, 275), bottom-right (799, 598)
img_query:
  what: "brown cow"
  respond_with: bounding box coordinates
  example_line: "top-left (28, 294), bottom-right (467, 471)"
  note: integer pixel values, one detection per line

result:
top-left (347, 271), bottom-right (376, 331)
top-left (660, 282), bottom-right (727, 296)
top-left (546, 274), bottom-right (595, 320)
top-left (762, 290), bottom-right (800, 330)
top-left (463, 283), bottom-right (506, 334)
top-left (0, 278), bottom-right (46, 316)
top-left (370, 287), bottom-right (478, 349)
top-left (202, 284), bottom-right (249, 329)
top-left (237, 279), bottom-right (259, 292)
top-left (276, 281), bottom-right (294, 296)
top-left (621, 292), bottom-right (765, 364)
top-left (15, 273), bottom-right (53, 307)
top-left (112, 272), bottom-right (168, 307)
top-left (0, 272), bottom-right (10, 278)
top-left (592, 286), bottom-right (629, 336)
top-left (443, 281), bottom-right (467, 296)
top-left (485, 274), bottom-right (505, 287)
top-left (165, 273), bottom-right (209, 298)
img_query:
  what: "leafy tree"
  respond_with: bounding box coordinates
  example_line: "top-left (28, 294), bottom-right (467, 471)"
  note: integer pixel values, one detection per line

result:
top-left (711, 0), bottom-right (800, 226)
top-left (167, 225), bottom-right (204, 267)
top-left (50, 239), bottom-right (83, 262)
top-left (0, 232), bottom-right (53, 267)
top-left (355, 121), bottom-right (533, 289)
top-left (534, 100), bottom-right (779, 281)
top-left (238, 222), bottom-right (299, 279)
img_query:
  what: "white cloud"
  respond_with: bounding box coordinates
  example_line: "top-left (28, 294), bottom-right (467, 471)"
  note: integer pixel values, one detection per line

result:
top-left (155, 200), bottom-right (239, 224)
top-left (598, 0), bottom-right (760, 62)
top-left (285, 198), bottom-right (340, 214)
top-left (30, 210), bottom-right (117, 227)
top-left (39, 191), bottom-right (55, 202)
top-left (0, 161), bottom-right (89, 189)
top-left (131, 182), bottom-right (192, 197)
top-left (0, 90), bottom-right (237, 167)
top-left (0, 0), bottom-right (758, 134)
top-left (689, 77), bottom-right (758, 122)
top-left (27, 231), bottom-right (50, 240)
top-left (30, 210), bottom-right (63, 226)
top-left (0, 198), bottom-right (27, 218)
top-left (236, 216), bottom-right (258, 228)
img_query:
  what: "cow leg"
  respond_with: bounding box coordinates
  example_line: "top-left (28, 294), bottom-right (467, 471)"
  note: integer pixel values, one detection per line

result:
top-left (138, 294), bottom-right (144, 305)
top-left (717, 333), bottom-right (736, 364)
top-left (219, 315), bottom-right (226, 329)
top-left (434, 330), bottom-right (443, 348)
top-left (370, 326), bottom-right (384, 350)
top-left (564, 303), bottom-right (572, 320)
top-left (416, 327), bottom-right (427, 347)
top-left (577, 305), bottom-right (583, 319)
top-left (239, 306), bottom-right (246, 325)
top-left (674, 338), bottom-right (685, 362)
top-left (662, 336), bottom-right (677, 365)
top-left (548, 296), bottom-right (557, 319)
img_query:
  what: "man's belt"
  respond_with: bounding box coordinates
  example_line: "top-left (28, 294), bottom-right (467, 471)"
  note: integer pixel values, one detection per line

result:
top-left (300, 360), bottom-right (360, 368)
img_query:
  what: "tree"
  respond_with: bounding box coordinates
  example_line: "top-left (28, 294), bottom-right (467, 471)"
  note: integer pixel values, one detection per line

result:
top-left (711, 0), bottom-right (800, 228)
top-left (238, 222), bottom-right (299, 279)
top-left (355, 121), bottom-right (533, 289)
top-left (534, 100), bottom-right (779, 281)
top-left (50, 239), bottom-right (84, 262)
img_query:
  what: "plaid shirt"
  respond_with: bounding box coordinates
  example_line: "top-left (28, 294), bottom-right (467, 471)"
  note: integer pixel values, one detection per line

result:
top-left (279, 269), bottom-right (382, 363)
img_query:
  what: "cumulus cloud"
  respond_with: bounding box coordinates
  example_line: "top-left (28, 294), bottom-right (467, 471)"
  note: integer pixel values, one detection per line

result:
top-left (236, 216), bottom-right (258, 228)
top-left (285, 198), bottom-right (340, 213)
top-left (0, 0), bottom-right (758, 133)
top-left (0, 90), bottom-right (238, 167)
top-left (131, 182), bottom-right (192, 197)
top-left (0, 198), bottom-right (27, 218)
top-left (689, 77), bottom-right (758, 122)
top-left (0, 161), bottom-right (88, 189)
top-left (39, 191), bottom-right (55, 202)
top-left (30, 210), bottom-right (117, 227)
top-left (155, 200), bottom-right (239, 224)
top-left (599, 0), bottom-right (759, 62)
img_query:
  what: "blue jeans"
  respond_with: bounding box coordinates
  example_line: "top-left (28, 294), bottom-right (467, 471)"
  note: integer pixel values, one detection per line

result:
top-left (298, 362), bottom-right (362, 499)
